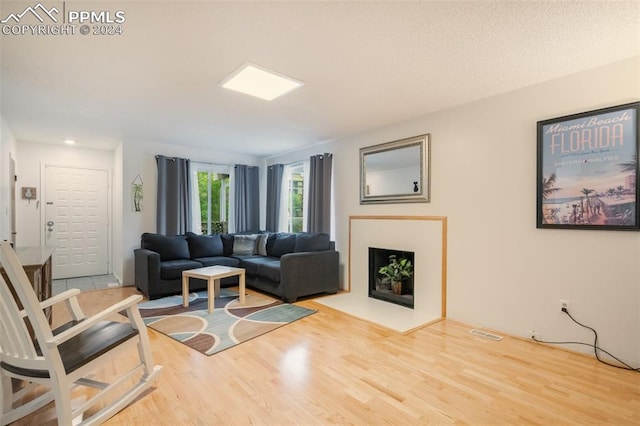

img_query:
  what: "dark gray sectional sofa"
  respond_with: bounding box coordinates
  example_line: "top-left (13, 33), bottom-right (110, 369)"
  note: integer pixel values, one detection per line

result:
top-left (134, 231), bottom-right (339, 302)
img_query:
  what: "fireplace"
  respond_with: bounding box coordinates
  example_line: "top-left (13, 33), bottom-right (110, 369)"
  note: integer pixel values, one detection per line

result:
top-left (369, 247), bottom-right (415, 309)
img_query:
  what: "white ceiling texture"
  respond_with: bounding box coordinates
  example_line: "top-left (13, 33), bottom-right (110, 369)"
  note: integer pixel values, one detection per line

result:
top-left (1, 1), bottom-right (639, 156)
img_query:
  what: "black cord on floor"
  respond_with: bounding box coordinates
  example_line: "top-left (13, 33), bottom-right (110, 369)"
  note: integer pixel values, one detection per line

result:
top-left (531, 308), bottom-right (639, 372)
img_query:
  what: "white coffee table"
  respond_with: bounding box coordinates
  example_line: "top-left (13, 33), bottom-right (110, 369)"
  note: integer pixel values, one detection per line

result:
top-left (182, 266), bottom-right (246, 313)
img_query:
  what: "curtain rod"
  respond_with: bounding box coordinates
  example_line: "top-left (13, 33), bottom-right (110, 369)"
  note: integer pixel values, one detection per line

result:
top-left (192, 160), bottom-right (233, 168)
top-left (270, 152), bottom-right (332, 167)
top-left (270, 158), bottom-right (313, 167)
top-left (156, 156), bottom-right (235, 169)
top-left (271, 160), bottom-right (303, 167)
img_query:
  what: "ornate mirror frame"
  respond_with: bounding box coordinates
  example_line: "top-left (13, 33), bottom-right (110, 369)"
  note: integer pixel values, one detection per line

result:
top-left (360, 134), bottom-right (431, 204)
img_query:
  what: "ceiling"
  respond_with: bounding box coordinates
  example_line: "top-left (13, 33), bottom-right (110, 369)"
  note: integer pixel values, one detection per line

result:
top-left (1, 1), bottom-right (639, 156)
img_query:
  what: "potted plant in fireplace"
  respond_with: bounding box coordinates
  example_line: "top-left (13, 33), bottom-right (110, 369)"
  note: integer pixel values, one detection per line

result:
top-left (378, 254), bottom-right (413, 295)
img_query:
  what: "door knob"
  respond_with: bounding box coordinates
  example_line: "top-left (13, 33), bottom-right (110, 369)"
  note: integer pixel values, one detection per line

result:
top-left (47, 221), bottom-right (54, 226)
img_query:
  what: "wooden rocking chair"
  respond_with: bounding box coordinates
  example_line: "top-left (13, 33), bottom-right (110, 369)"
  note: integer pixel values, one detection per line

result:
top-left (0, 242), bottom-right (162, 425)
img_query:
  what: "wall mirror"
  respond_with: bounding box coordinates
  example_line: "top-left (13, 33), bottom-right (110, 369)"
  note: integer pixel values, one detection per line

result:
top-left (360, 134), bottom-right (430, 204)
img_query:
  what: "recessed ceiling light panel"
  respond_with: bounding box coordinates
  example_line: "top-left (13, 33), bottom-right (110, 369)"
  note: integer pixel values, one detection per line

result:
top-left (63, 139), bottom-right (76, 145)
top-left (220, 62), bottom-right (303, 101)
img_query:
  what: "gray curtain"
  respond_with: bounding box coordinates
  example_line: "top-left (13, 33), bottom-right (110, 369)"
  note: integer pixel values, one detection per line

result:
top-left (265, 164), bottom-right (284, 232)
top-left (307, 153), bottom-right (333, 234)
top-left (234, 164), bottom-right (260, 232)
top-left (156, 155), bottom-right (191, 235)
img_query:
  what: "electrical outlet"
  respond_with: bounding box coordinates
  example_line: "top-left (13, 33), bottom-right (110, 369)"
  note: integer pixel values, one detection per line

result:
top-left (560, 299), bottom-right (570, 311)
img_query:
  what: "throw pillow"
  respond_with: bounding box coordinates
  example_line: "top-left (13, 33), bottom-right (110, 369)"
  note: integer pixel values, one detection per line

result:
top-left (221, 234), bottom-right (235, 256)
top-left (266, 233), bottom-right (296, 258)
top-left (256, 233), bottom-right (269, 256)
top-left (186, 232), bottom-right (223, 258)
top-left (294, 232), bottom-right (331, 252)
top-left (233, 234), bottom-right (258, 256)
top-left (141, 233), bottom-right (190, 261)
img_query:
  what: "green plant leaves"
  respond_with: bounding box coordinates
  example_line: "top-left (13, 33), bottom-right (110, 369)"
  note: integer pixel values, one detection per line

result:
top-left (377, 254), bottom-right (413, 282)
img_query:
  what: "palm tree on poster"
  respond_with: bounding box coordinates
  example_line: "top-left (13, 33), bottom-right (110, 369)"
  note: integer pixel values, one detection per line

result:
top-left (541, 173), bottom-right (561, 200)
top-left (580, 188), bottom-right (595, 223)
top-left (541, 173), bottom-right (562, 224)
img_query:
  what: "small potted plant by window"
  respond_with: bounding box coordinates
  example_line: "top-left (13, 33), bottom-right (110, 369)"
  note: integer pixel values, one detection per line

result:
top-left (378, 254), bottom-right (413, 295)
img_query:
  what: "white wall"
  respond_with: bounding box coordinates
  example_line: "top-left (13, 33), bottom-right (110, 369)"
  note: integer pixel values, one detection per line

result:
top-left (120, 140), bottom-right (261, 285)
top-left (268, 57), bottom-right (640, 365)
top-left (0, 116), bottom-right (17, 242)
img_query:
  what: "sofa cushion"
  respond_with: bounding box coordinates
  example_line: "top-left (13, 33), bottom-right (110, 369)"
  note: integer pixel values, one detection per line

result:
top-left (257, 258), bottom-right (282, 282)
top-left (233, 234), bottom-right (258, 255)
top-left (193, 256), bottom-right (241, 268)
top-left (266, 233), bottom-right (296, 258)
top-left (294, 233), bottom-right (331, 252)
top-left (141, 233), bottom-right (190, 261)
top-left (235, 255), bottom-right (263, 275)
top-left (221, 234), bottom-right (234, 256)
top-left (239, 256), bottom-right (281, 281)
top-left (159, 259), bottom-right (203, 280)
top-left (186, 232), bottom-right (224, 258)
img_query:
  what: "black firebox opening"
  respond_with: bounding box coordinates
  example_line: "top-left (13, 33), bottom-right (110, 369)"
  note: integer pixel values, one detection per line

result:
top-left (368, 247), bottom-right (415, 309)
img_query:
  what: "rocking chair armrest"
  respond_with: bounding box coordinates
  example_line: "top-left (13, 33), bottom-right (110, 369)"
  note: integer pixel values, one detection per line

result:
top-left (39, 288), bottom-right (82, 309)
top-left (46, 294), bottom-right (144, 347)
top-left (42, 288), bottom-right (86, 322)
top-left (17, 289), bottom-right (84, 319)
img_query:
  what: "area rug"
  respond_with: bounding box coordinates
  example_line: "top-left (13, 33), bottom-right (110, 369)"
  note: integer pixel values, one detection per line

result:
top-left (136, 289), bottom-right (316, 356)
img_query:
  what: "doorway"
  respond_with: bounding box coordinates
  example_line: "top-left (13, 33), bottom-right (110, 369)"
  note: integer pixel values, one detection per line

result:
top-left (43, 165), bottom-right (109, 279)
top-left (9, 155), bottom-right (16, 245)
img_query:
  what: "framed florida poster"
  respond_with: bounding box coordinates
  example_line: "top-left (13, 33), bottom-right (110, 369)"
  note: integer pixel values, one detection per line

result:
top-left (537, 102), bottom-right (640, 230)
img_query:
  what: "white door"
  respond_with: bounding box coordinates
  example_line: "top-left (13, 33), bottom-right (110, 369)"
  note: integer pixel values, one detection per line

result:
top-left (44, 166), bottom-right (109, 279)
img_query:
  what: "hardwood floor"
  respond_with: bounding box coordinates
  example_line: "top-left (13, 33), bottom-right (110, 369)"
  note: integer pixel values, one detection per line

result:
top-left (11, 287), bottom-right (640, 425)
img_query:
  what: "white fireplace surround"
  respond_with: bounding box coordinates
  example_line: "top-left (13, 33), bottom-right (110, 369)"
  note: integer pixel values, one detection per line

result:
top-left (316, 215), bottom-right (447, 333)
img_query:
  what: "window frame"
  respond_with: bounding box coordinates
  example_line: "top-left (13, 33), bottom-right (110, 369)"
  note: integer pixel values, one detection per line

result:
top-left (279, 161), bottom-right (309, 233)
top-left (191, 162), bottom-right (232, 234)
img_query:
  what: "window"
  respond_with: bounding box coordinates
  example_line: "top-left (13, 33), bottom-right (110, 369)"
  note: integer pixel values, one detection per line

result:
top-left (191, 163), bottom-right (231, 234)
top-left (288, 165), bottom-right (304, 232)
top-left (198, 172), bottom-right (229, 233)
top-left (280, 162), bottom-right (308, 233)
